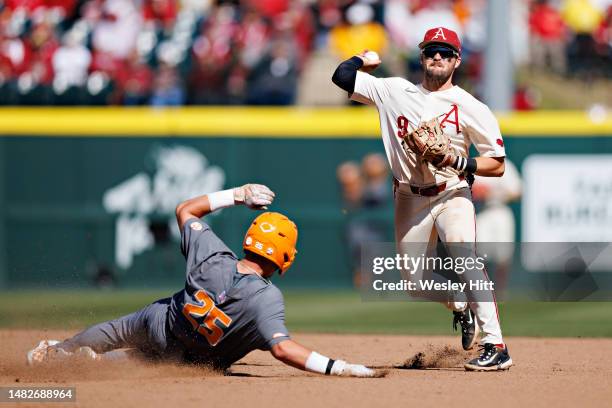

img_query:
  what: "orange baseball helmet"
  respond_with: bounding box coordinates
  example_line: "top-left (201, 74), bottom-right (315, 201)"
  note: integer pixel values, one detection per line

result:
top-left (243, 212), bottom-right (298, 274)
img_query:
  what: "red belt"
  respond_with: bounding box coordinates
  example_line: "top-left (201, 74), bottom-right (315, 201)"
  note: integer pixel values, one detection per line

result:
top-left (409, 175), bottom-right (465, 197)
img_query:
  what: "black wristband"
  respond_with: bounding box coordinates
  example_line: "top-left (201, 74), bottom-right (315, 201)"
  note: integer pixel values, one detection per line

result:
top-left (452, 157), bottom-right (477, 174)
top-left (465, 158), bottom-right (477, 173)
top-left (325, 358), bottom-right (336, 375)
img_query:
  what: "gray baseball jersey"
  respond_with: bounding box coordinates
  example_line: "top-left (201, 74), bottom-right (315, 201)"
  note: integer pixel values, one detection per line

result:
top-left (167, 218), bottom-right (291, 368)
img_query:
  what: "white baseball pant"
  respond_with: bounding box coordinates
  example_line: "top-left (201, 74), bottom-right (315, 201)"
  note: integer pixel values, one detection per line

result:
top-left (394, 180), bottom-right (504, 345)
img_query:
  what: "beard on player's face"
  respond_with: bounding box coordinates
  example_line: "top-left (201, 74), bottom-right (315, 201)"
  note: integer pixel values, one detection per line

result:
top-left (423, 59), bottom-right (455, 84)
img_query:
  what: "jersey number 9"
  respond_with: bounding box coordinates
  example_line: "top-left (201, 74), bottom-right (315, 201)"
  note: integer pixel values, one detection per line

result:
top-left (182, 290), bottom-right (233, 346)
top-left (397, 115), bottom-right (411, 139)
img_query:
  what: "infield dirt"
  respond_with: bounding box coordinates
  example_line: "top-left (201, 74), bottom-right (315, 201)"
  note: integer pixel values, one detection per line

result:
top-left (1, 330), bottom-right (611, 407)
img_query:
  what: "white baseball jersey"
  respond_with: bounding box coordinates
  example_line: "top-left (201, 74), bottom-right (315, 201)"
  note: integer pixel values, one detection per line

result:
top-left (352, 71), bottom-right (506, 186)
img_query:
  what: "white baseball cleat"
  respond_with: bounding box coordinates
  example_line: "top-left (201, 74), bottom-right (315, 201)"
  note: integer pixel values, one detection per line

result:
top-left (27, 341), bottom-right (100, 365)
top-left (26, 340), bottom-right (61, 365)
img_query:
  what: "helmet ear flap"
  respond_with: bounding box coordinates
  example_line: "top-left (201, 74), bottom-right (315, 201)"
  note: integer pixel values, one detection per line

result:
top-left (280, 249), bottom-right (297, 275)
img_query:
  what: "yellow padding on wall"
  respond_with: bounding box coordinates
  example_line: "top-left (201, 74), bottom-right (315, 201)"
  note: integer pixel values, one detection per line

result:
top-left (0, 107), bottom-right (610, 137)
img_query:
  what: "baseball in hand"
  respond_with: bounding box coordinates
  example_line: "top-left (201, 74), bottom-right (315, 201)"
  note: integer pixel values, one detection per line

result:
top-left (363, 51), bottom-right (380, 61)
top-left (360, 50), bottom-right (381, 73)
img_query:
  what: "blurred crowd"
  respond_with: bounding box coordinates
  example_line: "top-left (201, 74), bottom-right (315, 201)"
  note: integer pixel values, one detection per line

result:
top-left (337, 153), bottom-right (392, 285)
top-left (0, 0), bottom-right (610, 106)
top-left (529, 0), bottom-right (611, 78)
top-left (0, 0), bottom-right (315, 105)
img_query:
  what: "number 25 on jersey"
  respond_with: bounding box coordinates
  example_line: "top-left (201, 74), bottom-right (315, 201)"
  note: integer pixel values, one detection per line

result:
top-left (182, 290), bottom-right (232, 346)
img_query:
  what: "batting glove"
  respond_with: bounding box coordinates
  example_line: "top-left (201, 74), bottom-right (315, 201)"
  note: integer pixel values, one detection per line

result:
top-left (234, 184), bottom-right (275, 210)
top-left (330, 360), bottom-right (376, 378)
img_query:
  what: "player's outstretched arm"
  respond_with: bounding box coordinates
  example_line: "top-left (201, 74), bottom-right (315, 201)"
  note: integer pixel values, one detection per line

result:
top-left (175, 184), bottom-right (275, 228)
top-left (270, 339), bottom-right (377, 378)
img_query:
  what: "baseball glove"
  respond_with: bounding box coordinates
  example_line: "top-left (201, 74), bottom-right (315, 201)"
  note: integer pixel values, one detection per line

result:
top-left (403, 118), bottom-right (455, 168)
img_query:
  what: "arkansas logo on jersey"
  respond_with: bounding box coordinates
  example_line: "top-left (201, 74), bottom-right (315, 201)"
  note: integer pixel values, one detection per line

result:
top-left (438, 104), bottom-right (461, 134)
top-left (396, 105), bottom-right (461, 140)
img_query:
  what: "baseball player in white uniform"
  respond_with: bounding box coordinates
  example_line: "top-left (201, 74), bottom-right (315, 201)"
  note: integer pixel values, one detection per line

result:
top-left (332, 27), bottom-right (512, 371)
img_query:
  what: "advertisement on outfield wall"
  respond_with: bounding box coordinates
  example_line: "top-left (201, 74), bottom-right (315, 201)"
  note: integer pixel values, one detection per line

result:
top-left (521, 154), bottom-right (612, 272)
top-left (522, 154), bottom-right (612, 242)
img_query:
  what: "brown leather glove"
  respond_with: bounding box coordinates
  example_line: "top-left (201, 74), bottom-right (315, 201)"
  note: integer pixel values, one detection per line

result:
top-left (404, 117), bottom-right (456, 168)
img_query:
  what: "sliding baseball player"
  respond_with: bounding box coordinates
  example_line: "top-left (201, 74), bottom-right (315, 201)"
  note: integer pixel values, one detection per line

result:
top-left (27, 183), bottom-right (379, 377)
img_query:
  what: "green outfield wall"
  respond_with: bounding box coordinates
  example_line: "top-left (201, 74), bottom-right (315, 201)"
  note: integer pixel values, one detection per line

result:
top-left (0, 108), bottom-right (611, 289)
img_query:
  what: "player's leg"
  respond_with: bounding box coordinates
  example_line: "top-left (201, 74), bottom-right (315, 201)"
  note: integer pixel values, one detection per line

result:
top-left (395, 189), bottom-right (437, 274)
top-left (394, 190), bottom-right (436, 244)
top-left (394, 189), bottom-right (442, 298)
top-left (28, 298), bottom-right (176, 365)
top-left (57, 298), bottom-right (172, 355)
top-left (434, 188), bottom-right (505, 352)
